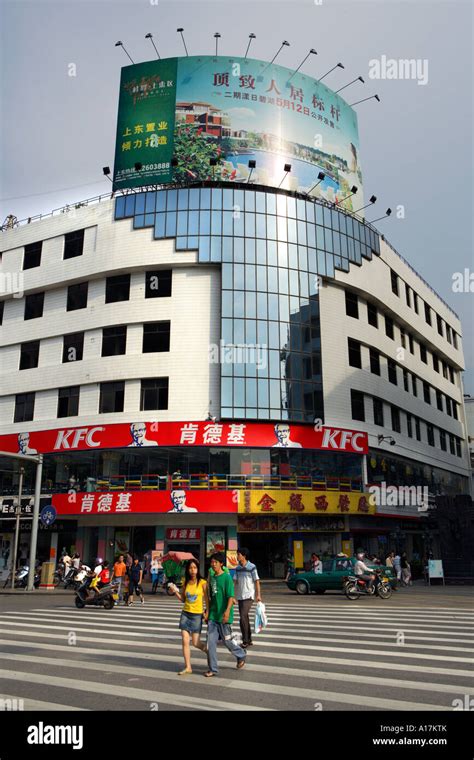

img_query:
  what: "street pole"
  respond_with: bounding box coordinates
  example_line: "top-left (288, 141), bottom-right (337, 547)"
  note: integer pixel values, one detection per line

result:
top-left (11, 467), bottom-right (24, 589)
top-left (27, 454), bottom-right (43, 592)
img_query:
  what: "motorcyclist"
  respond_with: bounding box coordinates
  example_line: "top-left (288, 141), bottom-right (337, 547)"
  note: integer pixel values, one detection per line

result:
top-left (353, 551), bottom-right (376, 592)
top-left (86, 557), bottom-right (103, 596)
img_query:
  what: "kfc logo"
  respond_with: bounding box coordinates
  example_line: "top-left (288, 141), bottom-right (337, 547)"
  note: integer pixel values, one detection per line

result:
top-left (54, 427), bottom-right (105, 450)
top-left (321, 429), bottom-right (365, 452)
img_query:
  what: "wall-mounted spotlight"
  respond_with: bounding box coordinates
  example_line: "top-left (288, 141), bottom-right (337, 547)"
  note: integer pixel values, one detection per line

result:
top-left (339, 185), bottom-right (358, 203)
top-left (318, 62), bottom-right (344, 82)
top-left (378, 435), bottom-right (396, 446)
top-left (354, 195), bottom-right (377, 213)
top-left (350, 94), bottom-right (381, 107)
top-left (308, 171), bottom-right (325, 194)
top-left (369, 208), bottom-right (392, 223)
top-left (115, 41), bottom-right (134, 64)
top-left (145, 33), bottom-right (160, 59)
top-left (247, 159), bottom-right (256, 183)
top-left (278, 163), bottom-right (292, 188)
top-left (245, 33), bottom-right (256, 59)
top-left (177, 28), bottom-right (189, 56)
top-left (336, 75), bottom-right (364, 94)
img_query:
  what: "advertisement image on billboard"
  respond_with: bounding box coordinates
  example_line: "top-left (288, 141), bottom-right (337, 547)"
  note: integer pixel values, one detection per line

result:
top-left (113, 56), bottom-right (364, 212)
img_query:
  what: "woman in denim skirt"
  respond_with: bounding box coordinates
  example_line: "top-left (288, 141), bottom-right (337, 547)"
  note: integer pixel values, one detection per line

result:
top-left (170, 559), bottom-right (208, 675)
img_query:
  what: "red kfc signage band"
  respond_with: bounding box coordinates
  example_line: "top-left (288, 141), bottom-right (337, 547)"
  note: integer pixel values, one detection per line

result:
top-left (52, 491), bottom-right (237, 516)
top-left (4, 421), bottom-right (368, 456)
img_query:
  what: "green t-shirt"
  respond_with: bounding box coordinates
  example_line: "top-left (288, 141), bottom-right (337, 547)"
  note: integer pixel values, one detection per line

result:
top-left (208, 571), bottom-right (235, 624)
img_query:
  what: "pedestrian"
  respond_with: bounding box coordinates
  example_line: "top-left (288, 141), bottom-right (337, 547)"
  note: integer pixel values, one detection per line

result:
top-left (204, 552), bottom-right (246, 677)
top-left (112, 554), bottom-right (127, 605)
top-left (311, 553), bottom-right (322, 573)
top-left (234, 547), bottom-right (262, 649)
top-left (385, 550), bottom-right (395, 568)
top-left (285, 552), bottom-right (295, 582)
top-left (125, 552), bottom-right (133, 570)
top-left (393, 552), bottom-right (402, 584)
top-left (170, 559), bottom-right (208, 675)
top-left (127, 557), bottom-right (144, 606)
top-left (401, 552), bottom-right (412, 586)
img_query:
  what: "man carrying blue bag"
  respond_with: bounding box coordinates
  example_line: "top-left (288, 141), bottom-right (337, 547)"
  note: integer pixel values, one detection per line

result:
top-left (234, 547), bottom-right (262, 649)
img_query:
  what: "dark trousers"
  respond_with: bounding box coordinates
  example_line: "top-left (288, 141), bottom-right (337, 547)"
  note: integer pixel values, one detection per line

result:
top-left (238, 599), bottom-right (254, 644)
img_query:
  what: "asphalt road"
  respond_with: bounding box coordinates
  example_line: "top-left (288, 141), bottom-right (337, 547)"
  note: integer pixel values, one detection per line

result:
top-left (0, 582), bottom-right (472, 712)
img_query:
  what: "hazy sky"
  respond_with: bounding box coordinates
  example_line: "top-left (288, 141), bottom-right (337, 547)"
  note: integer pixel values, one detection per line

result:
top-left (1, 0), bottom-right (473, 389)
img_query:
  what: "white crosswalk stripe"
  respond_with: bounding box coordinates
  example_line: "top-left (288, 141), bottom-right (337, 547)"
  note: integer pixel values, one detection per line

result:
top-left (0, 597), bottom-right (472, 711)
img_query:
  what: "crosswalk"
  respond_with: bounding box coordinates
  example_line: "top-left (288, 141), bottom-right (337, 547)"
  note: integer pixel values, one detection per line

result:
top-left (0, 597), bottom-right (473, 711)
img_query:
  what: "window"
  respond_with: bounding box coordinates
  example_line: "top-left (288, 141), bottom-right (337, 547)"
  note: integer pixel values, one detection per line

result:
top-left (64, 229), bottom-right (85, 260)
top-left (140, 378), bottom-right (169, 410)
top-left (403, 368), bottom-right (409, 392)
top-left (385, 316), bottom-right (394, 339)
top-left (452, 401), bottom-right (458, 421)
top-left (415, 417), bottom-right (421, 441)
top-left (449, 366), bottom-right (455, 384)
top-left (105, 274), bottom-right (130, 304)
top-left (413, 292), bottom-right (419, 314)
top-left (345, 291), bottom-right (358, 319)
top-left (445, 396), bottom-right (452, 416)
top-left (440, 430), bottom-right (446, 452)
top-left (400, 329), bottom-right (406, 349)
top-left (405, 284), bottom-right (411, 308)
top-left (24, 292), bottom-right (44, 320)
top-left (449, 434), bottom-right (455, 456)
top-left (62, 332), bottom-right (84, 363)
top-left (367, 302), bottom-right (378, 328)
top-left (436, 314), bottom-right (443, 336)
top-left (406, 413), bottom-right (413, 438)
top-left (387, 359), bottom-right (397, 385)
top-left (143, 322), bottom-right (170, 353)
top-left (19, 340), bottom-right (40, 370)
top-left (57, 386), bottom-right (80, 418)
top-left (67, 282), bottom-right (88, 311)
top-left (423, 382), bottom-right (431, 404)
top-left (436, 390), bottom-right (443, 411)
top-left (420, 344), bottom-right (427, 364)
top-left (456, 438), bottom-right (462, 458)
top-left (445, 325), bottom-right (452, 344)
top-left (391, 406), bottom-right (401, 433)
top-left (427, 424), bottom-right (435, 446)
top-left (442, 361), bottom-right (448, 379)
top-left (23, 241), bottom-right (42, 270)
top-left (14, 392), bottom-right (35, 423)
top-left (408, 334), bottom-right (414, 354)
top-left (99, 381), bottom-right (124, 413)
top-left (390, 270), bottom-right (399, 296)
top-left (412, 375), bottom-right (417, 397)
top-left (424, 302), bottom-right (432, 326)
top-left (102, 326), bottom-right (127, 357)
top-left (373, 398), bottom-right (384, 426)
top-left (145, 270), bottom-right (172, 298)
top-left (0, 301), bottom-right (3, 325)
top-left (350, 390), bottom-right (365, 421)
top-left (433, 354), bottom-right (439, 373)
top-left (348, 339), bottom-right (362, 369)
top-left (370, 348), bottom-right (380, 375)
top-left (452, 332), bottom-right (458, 349)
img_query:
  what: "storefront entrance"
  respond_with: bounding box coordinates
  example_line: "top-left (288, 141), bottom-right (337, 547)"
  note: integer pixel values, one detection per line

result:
top-left (238, 534), bottom-right (288, 578)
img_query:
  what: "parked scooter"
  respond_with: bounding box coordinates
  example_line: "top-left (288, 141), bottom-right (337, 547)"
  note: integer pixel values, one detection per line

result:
top-left (75, 577), bottom-right (119, 609)
top-left (343, 568), bottom-right (392, 600)
top-left (10, 564), bottom-right (40, 589)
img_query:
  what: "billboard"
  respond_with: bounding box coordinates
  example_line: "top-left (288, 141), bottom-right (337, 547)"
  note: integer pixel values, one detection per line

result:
top-left (113, 56), bottom-right (364, 211)
top-left (0, 422), bottom-right (368, 455)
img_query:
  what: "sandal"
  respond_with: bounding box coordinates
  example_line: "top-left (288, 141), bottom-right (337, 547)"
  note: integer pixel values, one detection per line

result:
top-left (178, 669), bottom-right (192, 676)
top-left (203, 671), bottom-right (216, 678)
top-left (236, 659), bottom-right (246, 670)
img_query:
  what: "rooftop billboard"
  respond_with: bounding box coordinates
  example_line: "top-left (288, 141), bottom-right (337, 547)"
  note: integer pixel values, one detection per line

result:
top-left (113, 56), bottom-right (364, 212)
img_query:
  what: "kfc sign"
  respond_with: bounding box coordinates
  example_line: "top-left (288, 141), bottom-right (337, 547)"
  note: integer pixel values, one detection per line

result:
top-left (52, 491), bottom-right (237, 515)
top-left (166, 528), bottom-right (201, 541)
top-left (0, 421), bottom-right (368, 455)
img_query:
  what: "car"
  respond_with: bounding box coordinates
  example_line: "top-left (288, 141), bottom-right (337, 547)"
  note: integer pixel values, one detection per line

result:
top-left (286, 556), bottom-right (396, 595)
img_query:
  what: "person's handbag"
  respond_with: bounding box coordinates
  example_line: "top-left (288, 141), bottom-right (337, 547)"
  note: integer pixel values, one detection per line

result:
top-left (254, 601), bottom-right (268, 634)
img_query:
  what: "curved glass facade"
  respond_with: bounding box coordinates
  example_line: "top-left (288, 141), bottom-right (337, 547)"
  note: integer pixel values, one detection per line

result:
top-left (115, 185), bottom-right (380, 422)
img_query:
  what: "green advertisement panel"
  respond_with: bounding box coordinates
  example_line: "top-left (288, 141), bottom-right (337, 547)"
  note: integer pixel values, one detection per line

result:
top-left (113, 58), bottom-right (177, 190)
top-left (113, 56), bottom-right (364, 212)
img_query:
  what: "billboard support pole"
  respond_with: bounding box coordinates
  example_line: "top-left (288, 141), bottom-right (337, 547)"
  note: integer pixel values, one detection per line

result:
top-left (27, 454), bottom-right (43, 592)
top-left (10, 468), bottom-right (24, 589)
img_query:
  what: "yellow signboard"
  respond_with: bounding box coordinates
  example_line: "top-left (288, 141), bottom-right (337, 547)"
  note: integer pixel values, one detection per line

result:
top-left (240, 490), bottom-right (375, 515)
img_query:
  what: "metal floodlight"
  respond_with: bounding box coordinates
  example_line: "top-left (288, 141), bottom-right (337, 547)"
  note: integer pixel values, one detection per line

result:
top-left (350, 94), bottom-right (381, 107)
top-left (289, 48), bottom-right (318, 80)
top-left (284, 163), bottom-right (291, 172)
top-left (378, 435), bottom-right (396, 446)
top-left (338, 186), bottom-right (358, 204)
top-left (102, 166), bottom-right (111, 176)
top-left (354, 195), bottom-right (377, 214)
top-left (245, 33), bottom-right (256, 58)
top-left (369, 195), bottom-right (377, 203)
top-left (318, 62), bottom-right (344, 82)
top-left (209, 158), bottom-right (218, 167)
top-left (115, 40), bottom-right (134, 63)
top-left (369, 208), bottom-right (392, 223)
top-left (177, 28), bottom-right (189, 56)
top-left (351, 185), bottom-right (358, 194)
top-left (308, 172), bottom-right (325, 194)
top-left (134, 162), bottom-right (143, 171)
top-left (214, 32), bottom-right (221, 56)
top-left (336, 76), bottom-right (364, 94)
top-left (386, 208), bottom-right (392, 216)
top-left (145, 32), bottom-right (160, 59)
top-left (248, 160), bottom-right (256, 169)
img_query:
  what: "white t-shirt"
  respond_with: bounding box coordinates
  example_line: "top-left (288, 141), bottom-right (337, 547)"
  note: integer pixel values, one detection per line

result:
top-left (354, 560), bottom-right (373, 576)
top-left (234, 561), bottom-right (260, 600)
top-left (93, 564), bottom-right (103, 576)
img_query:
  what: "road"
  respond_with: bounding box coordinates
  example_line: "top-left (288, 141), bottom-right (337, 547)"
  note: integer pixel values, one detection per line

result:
top-left (0, 583), bottom-right (472, 712)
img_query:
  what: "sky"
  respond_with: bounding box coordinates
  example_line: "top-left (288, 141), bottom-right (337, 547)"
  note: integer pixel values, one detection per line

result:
top-left (1, 0), bottom-right (473, 389)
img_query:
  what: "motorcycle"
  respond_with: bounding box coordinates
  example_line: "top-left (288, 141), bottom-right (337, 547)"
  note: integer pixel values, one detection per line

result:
top-left (3, 564), bottom-right (41, 589)
top-left (75, 577), bottom-right (119, 609)
top-left (343, 568), bottom-right (392, 600)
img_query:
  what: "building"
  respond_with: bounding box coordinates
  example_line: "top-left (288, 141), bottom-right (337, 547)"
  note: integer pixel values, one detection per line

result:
top-left (0, 183), bottom-right (471, 577)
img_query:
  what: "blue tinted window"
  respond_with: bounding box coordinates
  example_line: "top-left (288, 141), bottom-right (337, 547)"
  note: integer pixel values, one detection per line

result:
top-left (288, 218), bottom-right (297, 243)
top-left (222, 237), bottom-right (233, 261)
top-left (199, 210), bottom-right (211, 235)
top-left (177, 211), bottom-right (187, 235)
top-left (234, 264), bottom-right (245, 290)
top-left (223, 188), bottom-right (233, 210)
top-left (210, 236), bottom-right (222, 261)
top-left (234, 290), bottom-right (245, 318)
top-left (288, 244), bottom-right (298, 270)
top-left (245, 238), bottom-right (255, 263)
top-left (165, 213), bottom-right (177, 236)
top-left (167, 190), bottom-right (177, 211)
top-left (256, 292), bottom-right (267, 320)
top-left (188, 210), bottom-right (199, 235)
top-left (134, 215), bottom-right (145, 229)
top-left (297, 199), bottom-right (306, 220)
top-left (211, 210), bottom-right (222, 235)
top-left (178, 189), bottom-right (189, 210)
top-left (155, 214), bottom-right (165, 238)
top-left (266, 193), bottom-right (276, 214)
top-left (189, 188), bottom-right (200, 209)
top-left (267, 240), bottom-right (277, 266)
top-left (287, 197), bottom-right (296, 218)
top-left (156, 191), bottom-right (166, 212)
top-left (223, 211), bottom-right (233, 236)
top-left (125, 195), bottom-right (135, 216)
top-left (245, 212), bottom-right (255, 237)
top-left (234, 237), bottom-right (244, 262)
top-left (211, 188), bottom-right (222, 209)
top-left (200, 188), bottom-right (211, 208)
top-left (115, 196), bottom-right (126, 218)
top-left (256, 214), bottom-right (267, 239)
top-left (145, 192), bottom-right (156, 213)
top-left (246, 292), bottom-right (257, 320)
top-left (245, 191), bottom-right (255, 212)
top-left (256, 192), bottom-right (266, 213)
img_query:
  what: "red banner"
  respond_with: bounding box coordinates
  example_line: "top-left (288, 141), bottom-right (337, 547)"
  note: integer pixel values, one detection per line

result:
top-left (52, 491), bottom-right (237, 515)
top-left (2, 421), bottom-right (367, 455)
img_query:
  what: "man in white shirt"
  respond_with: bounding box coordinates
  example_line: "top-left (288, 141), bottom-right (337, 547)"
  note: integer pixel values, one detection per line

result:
top-left (234, 548), bottom-right (262, 649)
top-left (354, 552), bottom-right (375, 592)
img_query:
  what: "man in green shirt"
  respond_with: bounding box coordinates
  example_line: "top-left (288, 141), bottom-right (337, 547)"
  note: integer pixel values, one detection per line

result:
top-left (204, 552), bottom-right (247, 677)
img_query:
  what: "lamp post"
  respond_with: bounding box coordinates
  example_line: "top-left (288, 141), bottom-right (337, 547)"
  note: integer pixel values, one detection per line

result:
top-left (11, 467), bottom-right (24, 589)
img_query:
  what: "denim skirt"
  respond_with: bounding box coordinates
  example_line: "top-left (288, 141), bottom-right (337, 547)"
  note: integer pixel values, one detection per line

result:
top-left (179, 611), bottom-right (203, 634)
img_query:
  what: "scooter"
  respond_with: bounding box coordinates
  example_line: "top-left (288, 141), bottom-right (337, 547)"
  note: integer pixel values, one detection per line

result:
top-left (9, 565), bottom-right (40, 589)
top-left (75, 577), bottom-right (119, 609)
top-left (343, 569), bottom-right (392, 600)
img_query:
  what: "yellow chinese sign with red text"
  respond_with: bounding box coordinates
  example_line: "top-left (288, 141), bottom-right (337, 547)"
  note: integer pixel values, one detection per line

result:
top-left (240, 490), bottom-right (375, 515)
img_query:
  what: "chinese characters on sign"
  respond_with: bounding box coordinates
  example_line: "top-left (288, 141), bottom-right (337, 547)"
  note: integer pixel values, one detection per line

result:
top-left (243, 491), bottom-right (376, 515)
